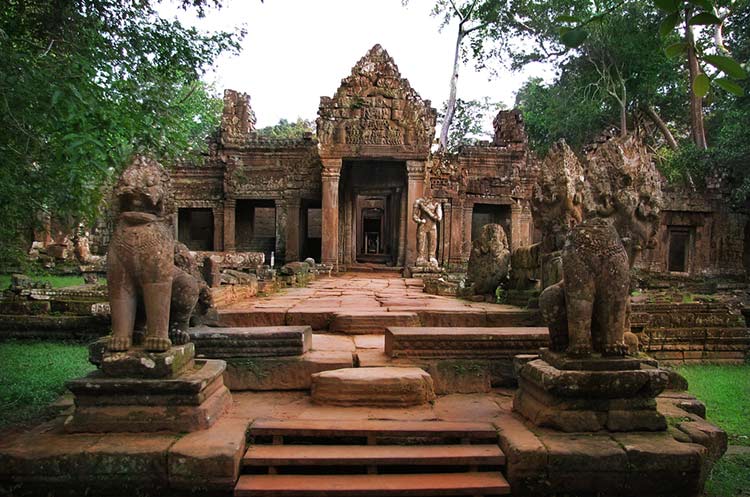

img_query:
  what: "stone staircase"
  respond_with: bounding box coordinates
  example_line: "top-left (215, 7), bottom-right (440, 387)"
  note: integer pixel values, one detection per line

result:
top-left (234, 419), bottom-right (510, 497)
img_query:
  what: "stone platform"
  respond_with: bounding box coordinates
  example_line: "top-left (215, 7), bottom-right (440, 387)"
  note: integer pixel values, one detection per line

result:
top-left (0, 389), bottom-right (725, 496)
top-left (310, 367), bottom-right (436, 406)
top-left (212, 274), bottom-right (541, 332)
top-left (190, 325), bottom-right (312, 358)
top-left (514, 351), bottom-right (669, 432)
top-left (65, 358), bottom-right (232, 433)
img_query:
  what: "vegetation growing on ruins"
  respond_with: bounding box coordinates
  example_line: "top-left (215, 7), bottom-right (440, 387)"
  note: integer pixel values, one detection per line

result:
top-left (0, 0), bottom-right (243, 264)
top-left (256, 118), bottom-right (315, 139)
top-left (421, 0), bottom-right (750, 201)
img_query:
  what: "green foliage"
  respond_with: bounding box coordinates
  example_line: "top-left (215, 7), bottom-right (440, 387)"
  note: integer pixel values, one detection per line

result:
top-left (0, 273), bottom-right (87, 290)
top-left (0, 340), bottom-right (94, 428)
top-left (678, 363), bottom-right (750, 445)
top-left (256, 118), bottom-right (315, 140)
top-left (438, 97), bottom-right (504, 152)
top-left (705, 453), bottom-right (750, 497)
top-left (0, 0), bottom-right (242, 265)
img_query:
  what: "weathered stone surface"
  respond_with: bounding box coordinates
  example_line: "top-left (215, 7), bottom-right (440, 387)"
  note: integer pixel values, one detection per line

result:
top-left (64, 384), bottom-right (231, 433)
top-left (385, 327), bottom-right (550, 359)
top-left (100, 343), bottom-right (195, 378)
top-left (514, 358), bottom-right (669, 432)
top-left (107, 155), bottom-right (175, 353)
top-left (466, 223), bottom-right (511, 295)
top-left (540, 348), bottom-right (656, 371)
top-left (427, 360), bottom-right (492, 394)
top-left (224, 351), bottom-right (353, 390)
top-left (311, 367), bottom-right (436, 406)
top-left (413, 197), bottom-right (442, 268)
top-left (168, 416), bottom-right (248, 491)
top-left (330, 311), bottom-right (419, 334)
top-left (189, 325), bottom-right (311, 358)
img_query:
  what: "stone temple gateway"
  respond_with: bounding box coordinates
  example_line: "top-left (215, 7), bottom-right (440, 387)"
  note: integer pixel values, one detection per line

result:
top-left (173, 45), bottom-right (536, 271)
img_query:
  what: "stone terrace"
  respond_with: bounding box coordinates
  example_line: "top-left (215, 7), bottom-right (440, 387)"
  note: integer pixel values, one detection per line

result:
top-left (214, 273), bottom-right (540, 331)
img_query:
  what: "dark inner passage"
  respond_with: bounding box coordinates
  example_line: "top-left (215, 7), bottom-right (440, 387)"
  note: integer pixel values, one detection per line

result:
top-left (340, 160), bottom-right (405, 266)
top-left (235, 199), bottom-right (276, 255)
top-left (668, 227), bottom-right (690, 272)
top-left (177, 208), bottom-right (214, 251)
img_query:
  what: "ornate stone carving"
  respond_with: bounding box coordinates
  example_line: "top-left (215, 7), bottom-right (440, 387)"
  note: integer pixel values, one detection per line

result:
top-left (317, 44), bottom-right (436, 153)
top-left (539, 135), bottom-right (663, 357)
top-left (220, 89), bottom-right (256, 146)
top-left (466, 223), bottom-right (511, 295)
top-left (492, 109), bottom-right (528, 149)
top-left (107, 155), bottom-right (175, 352)
top-left (531, 140), bottom-right (585, 253)
top-left (413, 197), bottom-right (442, 267)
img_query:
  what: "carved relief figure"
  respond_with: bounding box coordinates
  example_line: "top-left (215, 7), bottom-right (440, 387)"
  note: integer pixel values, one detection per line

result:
top-left (466, 224), bottom-right (511, 295)
top-left (107, 155), bottom-right (175, 352)
top-left (539, 135), bottom-right (662, 357)
top-left (413, 197), bottom-right (443, 267)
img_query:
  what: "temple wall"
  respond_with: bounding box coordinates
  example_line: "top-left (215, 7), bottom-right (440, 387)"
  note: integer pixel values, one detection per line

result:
top-left (636, 187), bottom-right (748, 278)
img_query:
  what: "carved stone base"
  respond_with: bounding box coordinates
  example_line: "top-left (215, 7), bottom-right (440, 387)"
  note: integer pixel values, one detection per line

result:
top-left (100, 343), bottom-right (195, 378)
top-left (513, 353), bottom-right (668, 432)
top-left (65, 359), bottom-right (231, 433)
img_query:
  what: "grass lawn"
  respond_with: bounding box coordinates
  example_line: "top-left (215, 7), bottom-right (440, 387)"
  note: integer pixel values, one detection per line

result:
top-left (0, 340), bottom-right (94, 429)
top-left (0, 273), bottom-right (87, 290)
top-left (678, 363), bottom-right (750, 497)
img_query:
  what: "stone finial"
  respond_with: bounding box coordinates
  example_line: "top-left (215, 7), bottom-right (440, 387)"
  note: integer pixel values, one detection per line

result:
top-left (221, 89), bottom-right (256, 145)
top-left (492, 109), bottom-right (528, 148)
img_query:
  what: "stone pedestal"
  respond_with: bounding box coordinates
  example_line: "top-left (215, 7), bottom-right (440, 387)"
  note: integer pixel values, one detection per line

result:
top-left (66, 343), bottom-right (231, 433)
top-left (514, 349), bottom-right (669, 432)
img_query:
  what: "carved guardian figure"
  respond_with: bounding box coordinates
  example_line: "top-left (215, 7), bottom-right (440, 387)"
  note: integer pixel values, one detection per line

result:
top-left (107, 155), bottom-right (175, 352)
top-left (413, 197), bottom-right (442, 267)
top-left (539, 135), bottom-right (662, 357)
top-left (466, 223), bottom-right (511, 295)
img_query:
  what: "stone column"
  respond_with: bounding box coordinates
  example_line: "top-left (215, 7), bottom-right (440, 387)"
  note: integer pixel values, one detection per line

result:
top-left (510, 202), bottom-right (523, 251)
top-left (462, 203), bottom-right (474, 263)
top-left (321, 159), bottom-right (342, 270)
top-left (223, 199), bottom-right (236, 252)
top-left (285, 197), bottom-right (301, 263)
top-left (212, 207), bottom-right (224, 251)
top-left (275, 199), bottom-right (287, 265)
top-left (405, 160), bottom-right (426, 268)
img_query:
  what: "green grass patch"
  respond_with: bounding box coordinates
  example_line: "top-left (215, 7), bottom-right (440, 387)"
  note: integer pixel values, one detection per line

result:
top-left (0, 340), bottom-right (94, 429)
top-left (706, 452), bottom-right (750, 497)
top-left (0, 273), bottom-right (87, 290)
top-left (678, 364), bottom-right (750, 446)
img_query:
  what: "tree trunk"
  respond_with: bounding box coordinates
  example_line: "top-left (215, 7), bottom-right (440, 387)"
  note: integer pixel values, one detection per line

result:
top-left (643, 105), bottom-right (678, 150)
top-left (685, 12), bottom-right (708, 149)
top-left (439, 24), bottom-right (464, 150)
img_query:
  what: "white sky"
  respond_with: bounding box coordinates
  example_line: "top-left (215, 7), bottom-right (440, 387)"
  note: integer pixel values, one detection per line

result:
top-left (161, 0), bottom-right (554, 131)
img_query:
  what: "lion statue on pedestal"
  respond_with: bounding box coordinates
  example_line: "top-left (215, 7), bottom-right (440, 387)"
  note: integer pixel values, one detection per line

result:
top-left (107, 155), bottom-right (175, 352)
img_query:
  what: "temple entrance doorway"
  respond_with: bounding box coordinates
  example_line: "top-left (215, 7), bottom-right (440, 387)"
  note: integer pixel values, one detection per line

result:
top-left (340, 160), bottom-right (406, 267)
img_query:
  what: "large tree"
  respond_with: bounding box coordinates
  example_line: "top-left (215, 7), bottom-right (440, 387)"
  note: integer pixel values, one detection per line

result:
top-left (0, 0), bottom-right (243, 263)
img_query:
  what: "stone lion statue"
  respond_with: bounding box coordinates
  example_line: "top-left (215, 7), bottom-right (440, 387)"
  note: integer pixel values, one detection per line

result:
top-left (107, 155), bottom-right (175, 352)
top-left (539, 135), bottom-right (662, 357)
top-left (466, 223), bottom-right (511, 295)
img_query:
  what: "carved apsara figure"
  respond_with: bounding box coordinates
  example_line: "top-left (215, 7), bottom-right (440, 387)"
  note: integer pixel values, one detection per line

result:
top-left (107, 155), bottom-right (175, 352)
top-left (413, 196), bottom-right (442, 267)
top-left (539, 135), bottom-right (662, 357)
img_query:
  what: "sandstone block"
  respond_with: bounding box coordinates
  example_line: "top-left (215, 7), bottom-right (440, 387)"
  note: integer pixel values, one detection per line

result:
top-left (190, 325), bottom-right (311, 358)
top-left (100, 343), bottom-right (195, 378)
top-left (311, 367), bottom-right (436, 406)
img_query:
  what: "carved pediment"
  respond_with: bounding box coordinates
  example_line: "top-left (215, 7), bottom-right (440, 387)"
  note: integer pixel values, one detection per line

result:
top-left (317, 45), bottom-right (436, 157)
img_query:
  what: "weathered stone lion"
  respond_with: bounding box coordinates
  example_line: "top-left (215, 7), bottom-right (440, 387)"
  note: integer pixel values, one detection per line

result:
top-left (107, 155), bottom-right (175, 352)
top-left (539, 135), bottom-right (662, 357)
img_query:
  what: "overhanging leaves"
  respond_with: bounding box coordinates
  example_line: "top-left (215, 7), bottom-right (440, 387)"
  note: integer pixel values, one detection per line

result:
top-left (693, 73), bottom-right (711, 96)
top-left (703, 55), bottom-right (748, 80)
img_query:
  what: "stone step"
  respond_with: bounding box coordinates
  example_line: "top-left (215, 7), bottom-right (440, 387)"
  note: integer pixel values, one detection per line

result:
top-left (330, 311), bottom-right (420, 334)
top-left (243, 444), bottom-right (506, 467)
top-left (249, 419), bottom-right (498, 442)
top-left (235, 472), bottom-right (511, 496)
top-left (190, 325), bottom-right (312, 358)
top-left (385, 326), bottom-right (550, 359)
top-left (311, 367), bottom-right (435, 407)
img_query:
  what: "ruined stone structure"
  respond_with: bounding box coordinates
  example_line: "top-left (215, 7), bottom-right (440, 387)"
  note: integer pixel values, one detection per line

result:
top-left (171, 45), bottom-right (536, 272)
